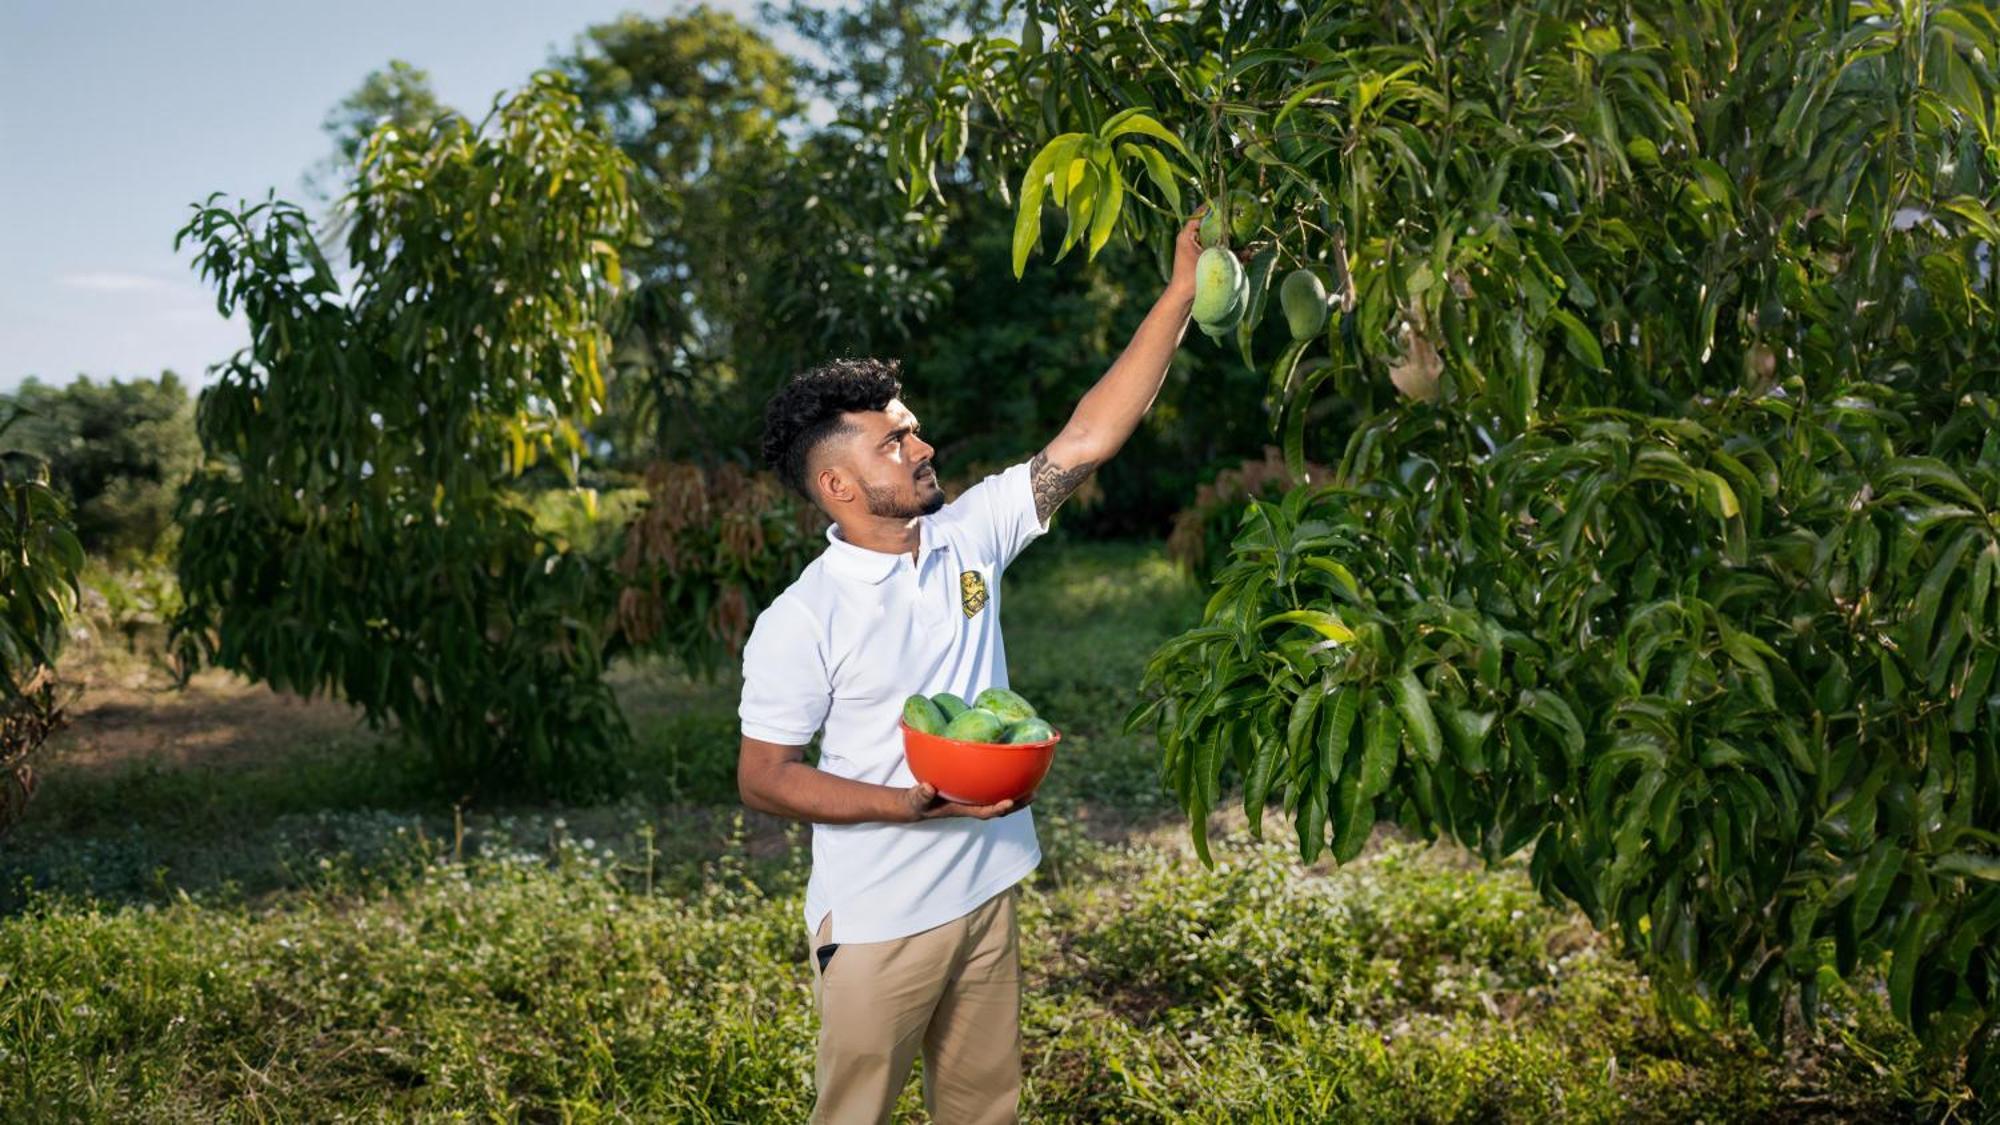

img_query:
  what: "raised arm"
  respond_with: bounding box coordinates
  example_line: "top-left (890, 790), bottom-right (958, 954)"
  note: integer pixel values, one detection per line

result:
top-left (1031, 214), bottom-right (1205, 524)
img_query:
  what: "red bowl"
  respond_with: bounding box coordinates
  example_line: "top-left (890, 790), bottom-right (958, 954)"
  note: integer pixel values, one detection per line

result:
top-left (900, 718), bottom-right (1061, 805)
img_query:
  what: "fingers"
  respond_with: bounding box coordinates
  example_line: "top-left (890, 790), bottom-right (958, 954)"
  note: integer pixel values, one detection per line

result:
top-left (908, 786), bottom-right (1031, 820)
top-left (927, 798), bottom-right (1017, 819)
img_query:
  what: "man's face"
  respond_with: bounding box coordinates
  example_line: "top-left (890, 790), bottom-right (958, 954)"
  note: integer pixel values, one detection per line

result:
top-left (839, 398), bottom-right (943, 519)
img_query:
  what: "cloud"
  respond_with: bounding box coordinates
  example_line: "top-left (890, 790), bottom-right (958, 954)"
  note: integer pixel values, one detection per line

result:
top-left (55, 272), bottom-right (181, 294)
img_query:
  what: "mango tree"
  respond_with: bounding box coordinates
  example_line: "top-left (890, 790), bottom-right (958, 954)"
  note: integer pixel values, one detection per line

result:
top-left (172, 74), bottom-right (641, 797)
top-left (0, 413), bottom-right (84, 834)
top-left (891, 0), bottom-right (2000, 1079)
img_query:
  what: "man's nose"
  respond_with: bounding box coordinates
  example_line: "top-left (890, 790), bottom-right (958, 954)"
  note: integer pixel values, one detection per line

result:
top-left (913, 435), bottom-right (935, 462)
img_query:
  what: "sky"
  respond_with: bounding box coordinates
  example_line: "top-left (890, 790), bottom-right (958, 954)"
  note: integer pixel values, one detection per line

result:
top-left (0, 0), bottom-right (812, 395)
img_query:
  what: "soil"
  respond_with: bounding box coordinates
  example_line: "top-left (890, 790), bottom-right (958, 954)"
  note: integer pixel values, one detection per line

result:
top-left (40, 647), bottom-right (374, 778)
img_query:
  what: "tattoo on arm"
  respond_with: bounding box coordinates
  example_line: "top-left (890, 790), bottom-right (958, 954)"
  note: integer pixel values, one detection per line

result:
top-left (1029, 450), bottom-right (1098, 524)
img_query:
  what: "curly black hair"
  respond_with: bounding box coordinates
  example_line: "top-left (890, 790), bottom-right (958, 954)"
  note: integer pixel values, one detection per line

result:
top-left (761, 357), bottom-right (904, 502)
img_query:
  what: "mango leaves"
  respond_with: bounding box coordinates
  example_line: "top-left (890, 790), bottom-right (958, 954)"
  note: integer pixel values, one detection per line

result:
top-left (920, 0), bottom-right (2000, 1075)
top-left (1008, 108), bottom-right (1194, 276)
top-left (1132, 395), bottom-right (2000, 1068)
top-left (0, 420), bottom-right (84, 834)
top-left (171, 74), bottom-right (642, 797)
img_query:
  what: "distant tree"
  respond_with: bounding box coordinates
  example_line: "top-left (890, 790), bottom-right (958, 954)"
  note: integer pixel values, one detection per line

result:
top-left (308, 60), bottom-right (448, 198)
top-left (759, 0), bottom-right (1003, 120)
top-left (554, 7), bottom-right (803, 464)
top-left (0, 373), bottom-right (199, 560)
top-left (0, 409), bottom-right (83, 836)
top-left (174, 74), bottom-right (641, 797)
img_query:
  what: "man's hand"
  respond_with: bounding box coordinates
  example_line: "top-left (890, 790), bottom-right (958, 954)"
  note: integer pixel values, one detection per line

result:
top-left (898, 781), bottom-right (1035, 822)
top-left (1166, 210), bottom-right (1204, 302)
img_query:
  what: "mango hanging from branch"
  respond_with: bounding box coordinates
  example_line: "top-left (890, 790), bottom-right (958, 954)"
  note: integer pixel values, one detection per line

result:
top-left (1279, 268), bottom-right (1330, 340)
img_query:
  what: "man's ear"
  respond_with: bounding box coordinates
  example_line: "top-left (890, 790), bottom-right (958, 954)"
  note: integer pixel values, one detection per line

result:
top-left (815, 464), bottom-right (855, 508)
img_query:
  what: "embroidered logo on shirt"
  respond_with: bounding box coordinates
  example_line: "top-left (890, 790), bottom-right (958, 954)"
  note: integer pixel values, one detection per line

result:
top-left (959, 570), bottom-right (989, 618)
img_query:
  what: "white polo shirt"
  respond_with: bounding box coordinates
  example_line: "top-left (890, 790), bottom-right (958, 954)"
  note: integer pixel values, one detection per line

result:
top-left (737, 458), bottom-right (1050, 944)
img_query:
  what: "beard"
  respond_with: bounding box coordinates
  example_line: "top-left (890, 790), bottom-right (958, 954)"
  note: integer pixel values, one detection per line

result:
top-left (860, 467), bottom-right (945, 519)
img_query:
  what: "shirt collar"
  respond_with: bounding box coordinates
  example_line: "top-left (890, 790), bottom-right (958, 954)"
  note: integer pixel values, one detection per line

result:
top-left (822, 518), bottom-right (945, 584)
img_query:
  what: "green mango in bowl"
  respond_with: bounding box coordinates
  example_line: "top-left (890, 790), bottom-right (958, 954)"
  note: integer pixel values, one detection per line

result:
top-left (973, 687), bottom-right (1037, 725)
top-left (942, 707), bottom-right (1007, 744)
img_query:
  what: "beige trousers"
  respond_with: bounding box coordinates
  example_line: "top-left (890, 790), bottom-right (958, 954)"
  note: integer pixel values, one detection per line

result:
top-left (807, 883), bottom-right (1023, 1125)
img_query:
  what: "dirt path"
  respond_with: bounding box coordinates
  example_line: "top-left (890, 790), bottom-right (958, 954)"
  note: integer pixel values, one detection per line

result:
top-left (41, 651), bottom-right (374, 779)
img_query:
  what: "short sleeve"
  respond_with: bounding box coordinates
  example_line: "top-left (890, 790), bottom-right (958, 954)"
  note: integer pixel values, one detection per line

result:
top-left (738, 598), bottom-right (831, 745)
top-left (940, 459), bottom-right (1051, 570)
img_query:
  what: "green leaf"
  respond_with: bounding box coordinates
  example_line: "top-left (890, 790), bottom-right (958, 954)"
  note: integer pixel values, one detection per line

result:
top-left (1283, 356), bottom-right (1335, 480)
top-left (1275, 79), bottom-right (1343, 128)
top-left (1244, 720), bottom-right (1284, 837)
top-left (1056, 162), bottom-right (1100, 258)
top-left (1194, 725), bottom-right (1225, 811)
top-left (1332, 766), bottom-right (1370, 862)
top-left (1100, 111), bottom-right (1193, 162)
top-left (1852, 842), bottom-right (1906, 936)
top-left (1359, 693), bottom-right (1401, 798)
top-left (1258, 609), bottom-right (1355, 643)
top-left (1439, 706), bottom-right (1496, 775)
top-left (1238, 247), bottom-right (1280, 370)
top-left (1263, 338), bottom-right (1311, 434)
top-left (1934, 852), bottom-right (2000, 882)
top-left (1911, 526), bottom-right (1978, 660)
top-left (1320, 685), bottom-right (1359, 782)
top-left (1548, 307), bottom-right (1605, 371)
top-left (1747, 952), bottom-right (1786, 1042)
top-left (1010, 133), bottom-right (1085, 278)
top-left (1698, 471), bottom-right (1741, 520)
top-left (1087, 159), bottom-right (1124, 260)
top-left (1952, 650), bottom-right (1996, 733)
top-left (1190, 791), bottom-right (1215, 868)
top-left (1296, 785), bottom-right (1326, 864)
top-left (1390, 670), bottom-right (1442, 766)
top-left (1881, 457), bottom-right (1986, 508)
top-left (1286, 682), bottom-right (1324, 773)
top-left (1887, 908), bottom-right (1933, 1026)
top-left (1119, 141), bottom-right (1183, 217)
top-left (1518, 689), bottom-right (1586, 768)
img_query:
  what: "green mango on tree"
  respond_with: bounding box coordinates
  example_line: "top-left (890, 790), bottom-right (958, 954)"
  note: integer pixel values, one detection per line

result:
top-left (1198, 205), bottom-right (1228, 249)
top-left (1191, 247), bottom-right (1245, 337)
top-left (1198, 188), bottom-right (1263, 247)
top-left (1225, 188), bottom-right (1264, 243)
top-left (1279, 268), bottom-right (1329, 339)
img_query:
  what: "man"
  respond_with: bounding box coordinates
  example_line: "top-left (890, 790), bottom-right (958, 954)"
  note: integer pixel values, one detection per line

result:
top-left (736, 211), bottom-right (1205, 1124)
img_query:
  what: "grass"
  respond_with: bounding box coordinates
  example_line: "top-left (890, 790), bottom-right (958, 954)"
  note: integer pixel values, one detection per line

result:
top-left (0, 538), bottom-right (1975, 1121)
